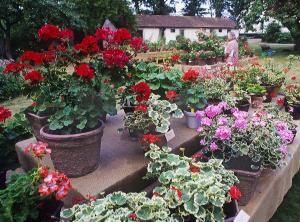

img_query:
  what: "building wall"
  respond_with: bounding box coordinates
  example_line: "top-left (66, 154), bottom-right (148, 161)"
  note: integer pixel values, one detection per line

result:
top-left (141, 28), bottom-right (239, 43)
top-left (142, 28), bottom-right (161, 43)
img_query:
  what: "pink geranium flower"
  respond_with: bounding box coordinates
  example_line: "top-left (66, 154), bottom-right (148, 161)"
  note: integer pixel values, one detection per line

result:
top-left (205, 105), bottom-right (222, 119)
top-left (215, 126), bottom-right (231, 140)
top-left (210, 142), bottom-right (219, 151)
top-left (201, 117), bottom-right (212, 126)
top-left (233, 118), bottom-right (247, 130)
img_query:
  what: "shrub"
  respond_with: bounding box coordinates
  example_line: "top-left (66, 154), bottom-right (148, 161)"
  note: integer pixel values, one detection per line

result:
top-left (0, 67), bottom-right (23, 102)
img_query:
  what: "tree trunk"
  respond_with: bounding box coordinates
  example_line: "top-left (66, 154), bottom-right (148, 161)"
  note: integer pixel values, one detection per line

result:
top-left (4, 28), bottom-right (12, 59)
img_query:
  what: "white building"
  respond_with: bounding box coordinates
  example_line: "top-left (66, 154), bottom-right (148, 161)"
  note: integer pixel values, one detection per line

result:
top-left (137, 15), bottom-right (238, 43)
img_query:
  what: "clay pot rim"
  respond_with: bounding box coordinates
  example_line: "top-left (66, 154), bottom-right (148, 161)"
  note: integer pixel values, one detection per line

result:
top-left (40, 120), bottom-right (104, 140)
top-left (27, 112), bottom-right (50, 120)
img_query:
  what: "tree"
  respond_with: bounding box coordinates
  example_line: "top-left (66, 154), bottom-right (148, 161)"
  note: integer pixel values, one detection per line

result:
top-left (70, 0), bottom-right (136, 33)
top-left (132, 0), bottom-right (144, 14)
top-left (243, 0), bottom-right (300, 51)
top-left (182, 0), bottom-right (207, 16)
top-left (227, 0), bottom-right (251, 27)
top-left (209, 0), bottom-right (227, 17)
top-left (143, 0), bottom-right (176, 15)
top-left (0, 0), bottom-right (24, 59)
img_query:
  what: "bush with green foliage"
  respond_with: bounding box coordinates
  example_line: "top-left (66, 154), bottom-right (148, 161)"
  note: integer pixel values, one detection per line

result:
top-left (0, 67), bottom-right (24, 102)
top-left (263, 22), bottom-right (293, 44)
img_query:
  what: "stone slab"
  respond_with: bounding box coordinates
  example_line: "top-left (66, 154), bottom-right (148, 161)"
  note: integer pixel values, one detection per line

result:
top-left (16, 111), bottom-right (199, 206)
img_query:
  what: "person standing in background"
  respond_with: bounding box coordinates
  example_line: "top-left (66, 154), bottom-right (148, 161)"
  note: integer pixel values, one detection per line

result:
top-left (224, 32), bottom-right (239, 66)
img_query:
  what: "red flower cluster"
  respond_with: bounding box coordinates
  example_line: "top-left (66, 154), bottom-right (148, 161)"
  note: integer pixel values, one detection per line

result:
top-left (38, 24), bottom-right (61, 41)
top-left (74, 36), bottom-right (99, 55)
top-left (60, 28), bottom-right (74, 41)
top-left (24, 70), bottom-right (44, 82)
top-left (131, 82), bottom-right (151, 102)
top-left (135, 104), bottom-right (148, 112)
top-left (3, 62), bottom-right (32, 74)
top-left (182, 69), bottom-right (199, 82)
top-left (95, 27), bottom-right (112, 41)
top-left (165, 90), bottom-right (178, 100)
top-left (25, 142), bottom-right (51, 159)
top-left (113, 28), bottom-right (131, 44)
top-left (152, 192), bottom-right (160, 197)
top-left (276, 98), bottom-right (285, 105)
top-left (291, 75), bottom-right (297, 81)
top-left (170, 186), bottom-right (183, 199)
top-left (142, 134), bottom-right (161, 144)
top-left (171, 54), bottom-right (180, 62)
top-left (20, 51), bottom-right (44, 65)
top-left (189, 164), bottom-right (200, 173)
top-left (38, 170), bottom-right (71, 200)
top-left (130, 37), bottom-right (144, 51)
top-left (0, 106), bottom-right (12, 122)
top-left (129, 213), bottom-right (137, 220)
top-left (229, 186), bottom-right (241, 200)
top-left (103, 49), bottom-right (129, 68)
top-left (75, 64), bottom-right (95, 80)
top-left (48, 43), bottom-right (67, 53)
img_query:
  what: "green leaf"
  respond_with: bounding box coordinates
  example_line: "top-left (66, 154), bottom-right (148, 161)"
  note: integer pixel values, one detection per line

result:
top-left (194, 192), bottom-right (209, 206)
top-left (212, 207), bottom-right (224, 222)
top-left (184, 198), bottom-right (199, 214)
top-left (136, 205), bottom-right (154, 220)
top-left (76, 119), bottom-right (87, 130)
top-left (110, 192), bottom-right (127, 206)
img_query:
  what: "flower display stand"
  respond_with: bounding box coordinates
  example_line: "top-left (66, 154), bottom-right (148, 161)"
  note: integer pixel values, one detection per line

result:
top-left (15, 111), bottom-right (199, 207)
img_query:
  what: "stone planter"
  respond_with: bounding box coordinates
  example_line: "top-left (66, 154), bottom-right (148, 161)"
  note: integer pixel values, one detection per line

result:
top-left (236, 101), bottom-right (250, 112)
top-left (184, 111), bottom-right (201, 129)
top-left (250, 95), bottom-right (264, 108)
top-left (26, 112), bottom-right (50, 141)
top-left (40, 121), bottom-right (104, 178)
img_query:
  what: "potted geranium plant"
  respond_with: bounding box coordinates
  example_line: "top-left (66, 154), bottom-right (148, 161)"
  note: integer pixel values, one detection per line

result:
top-left (0, 142), bottom-right (71, 222)
top-left (123, 91), bottom-right (183, 151)
top-left (4, 24), bottom-right (148, 177)
top-left (284, 83), bottom-right (300, 120)
top-left (196, 102), bottom-right (291, 204)
top-left (246, 83), bottom-right (266, 108)
top-left (176, 69), bottom-right (207, 128)
top-left (231, 86), bottom-right (251, 112)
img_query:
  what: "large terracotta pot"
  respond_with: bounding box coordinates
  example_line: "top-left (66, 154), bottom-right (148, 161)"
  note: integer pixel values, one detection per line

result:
top-left (26, 112), bottom-right (49, 141)
top-left (40, 121), bottom-right (104, 178)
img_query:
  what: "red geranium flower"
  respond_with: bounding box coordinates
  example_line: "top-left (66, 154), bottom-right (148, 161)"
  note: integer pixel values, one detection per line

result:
top-left (25, 142), bottom-right (51, 159)
top-left (41, 51), bottom-right (56, 63)
top-left (49, 43), bottom-right (67, 53)
top-left (130, 37), bottom-right (144, 51)
top-left (152, 192), bottom-right (160, 197)
top-left (270, 91), bottom-right (277, 98)
top-left (24, 70), bottom-right (44, 82)
top-left (171, 54), bottom-right (180, 62)
top-left (74, 36), bottom-right (99, 55)
top-left (60, 28), bottom-right (74, 41)
top-left (131, 82), bottom-right (151, 102)
top-left (276, 98), bottom-right (284, 105)
top-left (189, 164), bottom-right (200, 173)
top-left (286, 84), bottom-right (295, 90)
top-left (170, 186), bottom-right (183, 199)
top-left (20, 51), bottom-right (44, 65)
top-left (113, 28), bottom-right (131, 44)
top-left (182, 69), bottom-right (199, 82)
top-left (95, 27), bottom-right (111, 41)
top-left (143, 134), bottom-right (161, 143)
top-left (38, 24), bottom-right (61, 41)
top-left (166, 90), bottom-right (178, 100)
top-left (229, 186), bottom-right (241, 200)
top-left (103, 48), bottom-right (129, 69)
top-left (0, 106), bottom-right (12, 122)
top-left (291, 75), bottom-right (297, 80)
top-left (135, 104), bottom-right (148, 112)
top-left (38, 166), bottom-right (49, 177)
top-left (130, 213), bottom-right (137, 220)
top-left (3, 62), bottom-right (32, 74)
top-left (75, 64), bottom-right (95, 80)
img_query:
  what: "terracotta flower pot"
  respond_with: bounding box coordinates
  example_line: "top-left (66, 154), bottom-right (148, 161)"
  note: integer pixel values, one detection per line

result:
top-left (40, 121), bottom-right (104, 178)
top-left (250, 95), bottom-right (264, 108)
top-left (184, 111), bottom-right (201, 129)
top-left (26, 112), bottom-right (50, 141)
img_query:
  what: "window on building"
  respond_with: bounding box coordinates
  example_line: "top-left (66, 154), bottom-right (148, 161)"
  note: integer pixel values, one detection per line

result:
top-left (219, 29), bottom-right (222, 33)
top-left (180, 29), bottom-right (184, 36)
top-left (170, 28), bottom-right (176, 33)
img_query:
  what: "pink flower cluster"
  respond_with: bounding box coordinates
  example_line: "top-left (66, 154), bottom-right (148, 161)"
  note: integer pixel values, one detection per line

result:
top-left (25, 142), bottom-right (51, 159)
top-left (38, 170), bottom-right (71, 200)
top-left (215, 126), bottom-right (232, 140)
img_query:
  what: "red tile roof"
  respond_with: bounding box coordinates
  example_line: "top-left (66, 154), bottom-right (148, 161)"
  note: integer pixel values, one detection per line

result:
top-left (137, 15), bottom-right (236, 29)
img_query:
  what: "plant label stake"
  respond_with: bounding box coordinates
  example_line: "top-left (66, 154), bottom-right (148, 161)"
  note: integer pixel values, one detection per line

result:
top-left (165, 129), bottom-right (175, 142)
top-left (234, 210), bottom-right (250, 222)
